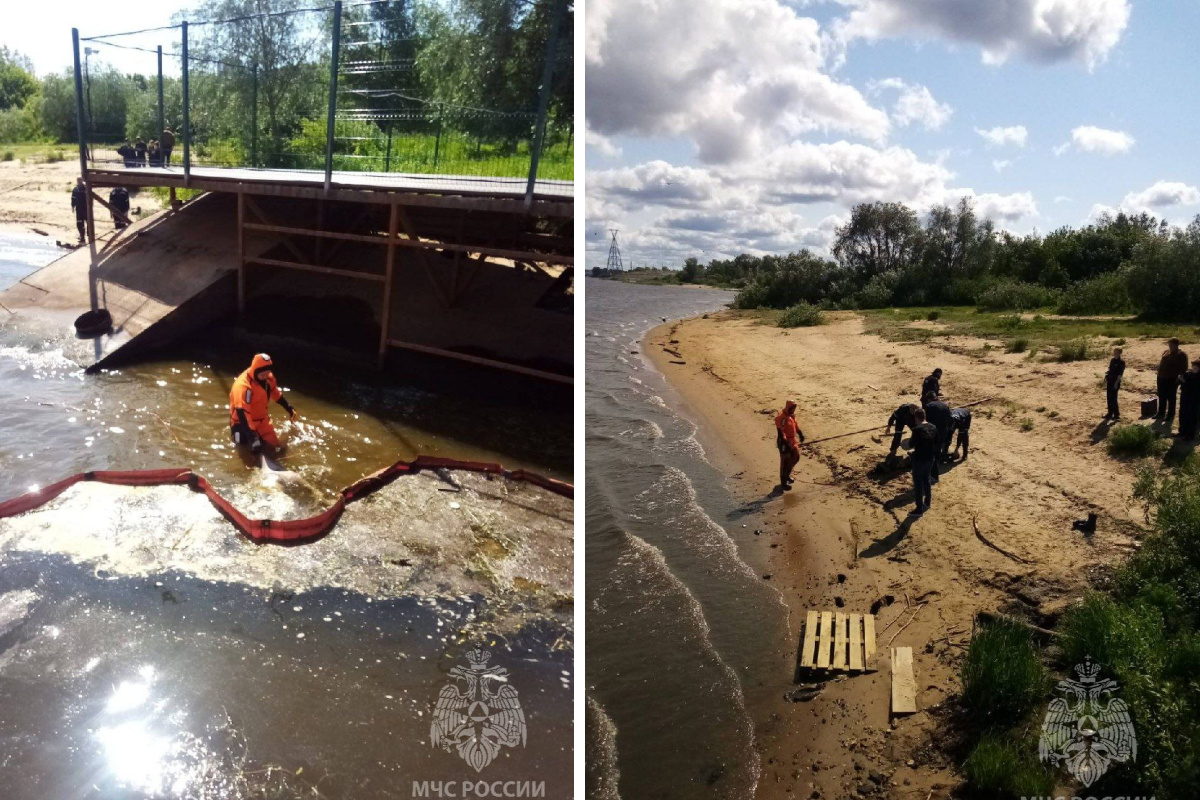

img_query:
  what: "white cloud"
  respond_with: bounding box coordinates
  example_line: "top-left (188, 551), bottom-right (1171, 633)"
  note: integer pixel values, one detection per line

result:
top-left (993, 159), bottom-right (1012, 173)
top-left (970, 191), bottom-right (1039, 223)
top-left (870, 78), bottom-right (953, 131)
top-left (1122, 181), bottom-right (1200, 211)
top-left (833, 0), bottom-right (1130, 69)
top-left (1064, 125), bottom-right (1135, 156)
top-left (586, 127), bottom-right (623, 158)
top-left (976, 125), bottom-right (1028, 148)
top-left (586, 0), bottom-right (890, 163)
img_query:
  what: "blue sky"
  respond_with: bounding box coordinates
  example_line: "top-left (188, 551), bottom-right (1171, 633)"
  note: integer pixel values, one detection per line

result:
top-left (585, 0), bottom-right (1200, 269)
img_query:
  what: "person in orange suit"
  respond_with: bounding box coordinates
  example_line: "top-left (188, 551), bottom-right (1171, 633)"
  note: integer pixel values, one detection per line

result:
top-left (774, 399), bottom-right (805, 490)
top-left (229, 353), bottom-right (297, 453)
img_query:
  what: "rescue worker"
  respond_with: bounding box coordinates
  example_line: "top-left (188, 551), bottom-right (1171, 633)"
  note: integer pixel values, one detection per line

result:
top-left (775, 399), bottom-right (805, 490)
top-left (229, 353), bottom-right (297, 453)
top-left (922, 368), bottom-right (943, 399)
top-left (885, 402), bottom-right (921, 458)
top-left (949, 406), bottom-right (973, 460)
top-left (922, 391), bottom-right (952, 465)
top-left (909, 407), bottom-right (938, 514)
top-left (108, 187), bottom-right (130, 230)
top-left (1104, 347), bottom-right (1125, 421)
top-left (1156, 338), bottom-right (1188, 425)
top-left (70, 177), bottom-right (87, 243)
top-left (1178, 359), bottom-right (1200, 442)
top-left (160, 126), bottom-right (175, 166)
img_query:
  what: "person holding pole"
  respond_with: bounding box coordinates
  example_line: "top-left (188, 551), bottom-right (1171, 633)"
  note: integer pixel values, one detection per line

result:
top-left (775, 400), bottom-right (806, 490)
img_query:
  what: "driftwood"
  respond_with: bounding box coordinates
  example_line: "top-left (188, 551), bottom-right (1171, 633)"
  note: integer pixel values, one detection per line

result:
top-left (972, 515), bottom-right (1032, 564)
top-left (887, 602), bottom-right (927, 649)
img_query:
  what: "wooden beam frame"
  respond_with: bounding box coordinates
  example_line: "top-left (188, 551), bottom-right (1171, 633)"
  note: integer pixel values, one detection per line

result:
top-left (244, 256), bottom-right (385, 282)
top-left (243, 196), bottom-right (311, 265)
top-left (378, 203), bottom-right (399, 369)
top-left (386, 338), bottom-right (571, 385)
top-left (237, 192), bottom-right (245, 314)
top-left (88, 189), bottom-right (132, 228)
top-left (396, 205), bottom-right (450, 309)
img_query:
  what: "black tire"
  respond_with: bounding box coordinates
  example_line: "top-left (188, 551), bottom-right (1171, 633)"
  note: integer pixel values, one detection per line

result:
top-left (74, 308), bottom-right (113, 338)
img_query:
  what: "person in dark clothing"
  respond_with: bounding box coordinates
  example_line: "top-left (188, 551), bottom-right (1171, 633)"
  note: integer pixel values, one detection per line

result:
top-left (923, 391), bottom-right (952, 463)
top-left (147, 140), bottom-right (161, 168)
top-left (1104, 347), bottom-right (1125, 421)
top-left (1178, 359), bottom-right (1200, 441)
top-left (160, 127), bottom-right (175, 166)
top-left (70, 178), bottom-right (87, 243)
top-left (108, 187), bottom-right (130, 229)
top-left (1156, 338), bottom-right (1189, 424)
top-left (116, 140), bottom-right (137, 167)
top-left (950, 407), bottom-right (973, 459)
top-left (909, 407), bottom-right (938, 514)
top-left (885, 403), bottom-right (921, 458)
top-left (135, 137), bottom-right (147, 166)
top-left (922, 369), bottom-right (943, 399)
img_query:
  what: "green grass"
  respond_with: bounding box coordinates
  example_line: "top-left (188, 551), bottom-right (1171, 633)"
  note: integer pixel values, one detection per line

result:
top-left (1108, 423), bottom-right (1169, 458)
top-left (860, 306), bottom-right (1196, 355)
top-left (1005, 336), bottom-right (1028, 353)
top-left (961, 616), bottom-right (1048, 725)
top-left (1019, 417), bottom-right (1034, 431)
top-left (777, 301), bottom-right (824, 328)
top-left (962, 732), bottom-right (1055, 797)
top-left (1056, 339), bottom-right (1091, 362)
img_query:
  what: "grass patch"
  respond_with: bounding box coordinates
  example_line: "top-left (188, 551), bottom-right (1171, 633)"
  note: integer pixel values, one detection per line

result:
top-left (926, 310), bottom-right (940, 321)
top-left (961, 616), bottom-right (1047, 725)
top-left (1019, 417), bottom-right (1034, 431)
top-left (1108, 424), bottom-right (1169, 458)
top-left (1005, 337), bottom-right (1028, 353)
top-left (1, 150), bottom-right (13, 162)
top-left (1056, 339), bottom-right (1091, 362)
top-left (777, 301), bottom-right (824, 328)
top-left (962, 732), bottom-right (1055, 797)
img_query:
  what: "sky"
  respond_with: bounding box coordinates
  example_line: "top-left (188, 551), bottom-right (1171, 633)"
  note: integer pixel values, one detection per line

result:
top-left (0, 1), bottom-right (191, 78)
top-left (585, 0), bottom-right (1200, 270)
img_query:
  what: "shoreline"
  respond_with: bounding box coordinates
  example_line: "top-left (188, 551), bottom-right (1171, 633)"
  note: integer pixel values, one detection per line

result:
top-left (642, 308), bottom-right (1158, 798)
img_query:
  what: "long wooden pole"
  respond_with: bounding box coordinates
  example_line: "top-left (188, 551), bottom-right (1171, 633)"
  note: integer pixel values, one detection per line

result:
top-left (378, 203), bottom-right (399, 370)
top-left (802, 397), bottom-right (994, 446)
top-left (385, 338), bottom-right (571, 385)
top-left (237, 191), bottom-right (246, 315)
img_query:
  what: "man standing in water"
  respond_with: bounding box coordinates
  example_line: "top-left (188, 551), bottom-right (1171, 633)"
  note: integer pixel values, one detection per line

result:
top-left (775, 400), bottom-right (805, 490)
top-left (229, 353), bottom-right (298, 454)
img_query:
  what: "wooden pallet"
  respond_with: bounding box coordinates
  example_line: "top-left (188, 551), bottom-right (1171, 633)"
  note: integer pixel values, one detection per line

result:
top-left (799, 610), bottom-right (877, 672)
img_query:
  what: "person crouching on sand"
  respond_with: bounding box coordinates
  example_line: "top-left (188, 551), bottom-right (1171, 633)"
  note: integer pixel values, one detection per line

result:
top-left (775, 400), bottom-right (805, 490)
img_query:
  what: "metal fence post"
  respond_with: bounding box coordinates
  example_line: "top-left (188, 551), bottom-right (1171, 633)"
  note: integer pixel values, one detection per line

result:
top-left (181, 20), bottom-right (190, 184)
top-left (251, 63), bottom-right (259, 168)
top-left (71, 30), bottom-right (89, 179)
top-left (157, 45), bottom-right (164, 142)
top-left (324, 0), bottom-right (342, 193)
top-left (433, 104), bottom-right (442, 170)
top-left (524, 0), bottom-right (567, 209)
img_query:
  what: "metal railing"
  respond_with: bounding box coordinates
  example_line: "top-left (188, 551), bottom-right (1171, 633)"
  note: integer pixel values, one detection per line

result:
top-left (72, 0), bottom-right (573, 200)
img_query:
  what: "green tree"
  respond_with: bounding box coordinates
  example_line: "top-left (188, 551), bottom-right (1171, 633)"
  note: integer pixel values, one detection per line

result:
top-left (680, 257), bottom-right (699, 283)
top-left (0, 47), bottom-right (38, 111)
top-left (832, 201), bottom-right (922, 284)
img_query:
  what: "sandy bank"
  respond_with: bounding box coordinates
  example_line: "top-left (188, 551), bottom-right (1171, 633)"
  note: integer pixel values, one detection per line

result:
top-left (645, 309), bottom-right (1175, 799)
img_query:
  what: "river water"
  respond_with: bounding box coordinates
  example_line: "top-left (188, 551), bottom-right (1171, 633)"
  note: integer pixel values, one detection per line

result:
top-left (584, 279), bottom-right (793, 799)
top-left (0, 231), bottom-right (574, 798)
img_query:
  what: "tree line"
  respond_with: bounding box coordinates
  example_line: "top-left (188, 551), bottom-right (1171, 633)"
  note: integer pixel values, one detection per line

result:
top-left (0, 0), bottom-right (572, 169)
top-left (673, 198), bottom-right (1199, 321)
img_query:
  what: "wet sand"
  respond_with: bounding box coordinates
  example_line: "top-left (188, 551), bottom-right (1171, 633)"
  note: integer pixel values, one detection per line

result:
top-left (644, 310), bottom-right (1183, 799)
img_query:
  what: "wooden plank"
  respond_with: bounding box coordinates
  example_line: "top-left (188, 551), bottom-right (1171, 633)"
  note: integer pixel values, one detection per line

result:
top-left (863, 614), bottom-right (877, 667)
top-left (244, 221), bottom-right (385, 246)
top-left (833, 612), bottom-right (848, 670)
top-left (800, 610), bottom-right (818, 669)
top-left (377, 203), bottom-right (399, 370)
top-left (236, 192), bottom-right (245, 315)
top-left (891, 647), bottom-right (916, 714)
top-left (243, 196), bottom-right (311, 265)
top-left (815, 611), bottom-right (833, 669)
top-left (386, 338), bottom-right (571, 385)
top-left (245, 256), bottom-right (384, 282)
top-left (88, 189), bottom-right (132, 227)
top-left (848, 614), bottom-right (863, 671)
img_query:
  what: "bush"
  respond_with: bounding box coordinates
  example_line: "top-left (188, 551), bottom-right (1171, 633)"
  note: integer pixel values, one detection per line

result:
top-left (1005, 337), bottom-right (1028, 353)
top-left (1058, 271), bottom-right (1135, 315)
top-left (1019, 417), bottom-right (1034, 431)
top-left (1, 150), bottom-right (12, 162)
top-left (1056, 339), bottom-right (1090, 362)
top-left (777, 301), bottom-right (823, 328)
top-left (961, 616), bottom-right (1047, 725)
top-left (962, 733), bottom-right (1055, 797)
top-left (43, 148), bottom-right (65, 163)
top-left (926, 310), bottom-right (940, 321)
top-left (1108, 424), bottom-right (1167, 458)
top-left (853, 270), bottom-right (901, 309)
top-left (978, 281), bottom-right (1060, 311)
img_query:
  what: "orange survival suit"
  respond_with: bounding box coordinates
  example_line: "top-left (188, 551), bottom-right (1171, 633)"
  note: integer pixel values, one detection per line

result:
top-left (229, 353), bottom-right (296, 451)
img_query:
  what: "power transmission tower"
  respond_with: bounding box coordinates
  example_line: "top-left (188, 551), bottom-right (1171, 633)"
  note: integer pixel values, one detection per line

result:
top-left (606, 229), bottom-right (624, 272)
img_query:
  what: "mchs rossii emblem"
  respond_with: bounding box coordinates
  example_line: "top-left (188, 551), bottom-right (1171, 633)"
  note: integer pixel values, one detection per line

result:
top-left (430, 647), bottom-right (527, 772)
top-left (1039, 656), bottom-right (1136, 787)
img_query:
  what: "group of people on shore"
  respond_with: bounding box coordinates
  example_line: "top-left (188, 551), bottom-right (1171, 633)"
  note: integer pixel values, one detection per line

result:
top-left (1105, 338), bottom-right (1199, 440)
top-left (773, 338), bottom-right (1199, 514)
top-left (114, 127), bottom-right (176, 168)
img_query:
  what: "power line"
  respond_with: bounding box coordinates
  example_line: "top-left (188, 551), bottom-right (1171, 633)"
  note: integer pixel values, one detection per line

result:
top-left (606, 229), bottom-right (624, 272)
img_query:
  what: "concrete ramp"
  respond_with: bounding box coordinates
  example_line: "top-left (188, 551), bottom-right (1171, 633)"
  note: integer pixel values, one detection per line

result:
top-left (0, 192), bottom-right (243, 367)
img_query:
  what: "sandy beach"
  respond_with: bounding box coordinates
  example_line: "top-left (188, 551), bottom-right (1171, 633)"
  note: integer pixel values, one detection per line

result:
top-left (0, 156), bottom-right (130, 240)
top-left (644, 309), bottom-right (1187, 798)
